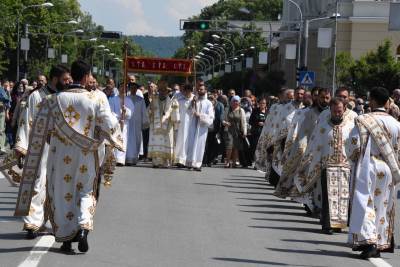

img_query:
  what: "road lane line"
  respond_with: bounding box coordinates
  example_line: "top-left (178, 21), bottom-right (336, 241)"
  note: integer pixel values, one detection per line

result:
top-left (369, 258), bottom-right (392, 267)
top-left (17, 235), bottom-right (55, 267)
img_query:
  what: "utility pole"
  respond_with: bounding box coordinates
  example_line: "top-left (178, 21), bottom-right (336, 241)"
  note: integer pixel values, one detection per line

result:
top-left (24, 24), bottom-right (29, 78)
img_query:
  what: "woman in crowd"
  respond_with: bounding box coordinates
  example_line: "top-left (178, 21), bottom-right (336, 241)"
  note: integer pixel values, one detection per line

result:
top-left (249, 97), bottom-right (267, 161)
top-left (222, 95), bottom-right (247, 168)
top-left (10, 81), bottom-right (27, 147)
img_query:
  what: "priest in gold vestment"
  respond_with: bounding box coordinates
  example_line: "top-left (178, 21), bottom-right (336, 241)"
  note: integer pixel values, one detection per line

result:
top-left (148, 81), bottom-right (179, 168)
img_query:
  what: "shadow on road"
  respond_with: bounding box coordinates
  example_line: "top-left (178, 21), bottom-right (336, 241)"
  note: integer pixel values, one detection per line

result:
top-left (0, 246), bottom-right (48, 253)
top-left (230, 175), bottom-right (266, 179)
top-left (211, 257), bottom-right (289, 266)
top-left (0, 207), bottom-right (15, 211)
top-left (240, 210), bottom-right (309, 217)
top-left (236, 197), bottom-right (294, 203)
top-left (212, 257), bottom-right (327, 267)
top-left (225, 178), bottom-right (268, 183)
top-left (222, 181), bottom-right (272, 187)
top-left (0, 196), bottom-right (17, 199)
top-left (267, 247), bottom-right (359, 259)
top-left (194, 182), bottom-right (271, 191)
top-left (281, 239), bottom-right (347, 247)
top-left (0, 232), bottom-right (27, 240)
top-left (0, 201), bottom-right (16, 205)
top-left (237, 204), bottom-right (303, 210)
top-left (252, 217), bottom-right (320, 225)
top-left (250, 225), bottom-right (322, 234)
top-left (195, 172), bottom-right (360, 263)
top-left (228, 191), bottom-right (274, 195)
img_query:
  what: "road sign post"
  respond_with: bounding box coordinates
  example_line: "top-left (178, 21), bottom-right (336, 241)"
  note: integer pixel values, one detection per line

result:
top-left (299, 71), bottom-right (315, 87)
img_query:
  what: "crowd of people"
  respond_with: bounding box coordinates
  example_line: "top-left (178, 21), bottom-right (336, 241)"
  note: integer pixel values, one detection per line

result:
top-left (1, 60), bottom-right (271, 253)
top-left (2, 59), bottom-right (400, 259)
top-left (254, 86), bottom-right (400, 260)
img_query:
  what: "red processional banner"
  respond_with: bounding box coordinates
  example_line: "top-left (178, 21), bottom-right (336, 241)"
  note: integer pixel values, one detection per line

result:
top-left (125, 57), bottom-right (193, 76)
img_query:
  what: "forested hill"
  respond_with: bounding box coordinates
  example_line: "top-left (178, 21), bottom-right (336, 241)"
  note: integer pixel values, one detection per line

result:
top-left (132, 36), bottom-right (183, 58)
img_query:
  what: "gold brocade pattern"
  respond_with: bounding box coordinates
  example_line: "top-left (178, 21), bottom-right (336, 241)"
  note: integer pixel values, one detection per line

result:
top-left (79, 165), bottom-right (88, 174)
top-left (83, 115), bottom-right (93, 137)
top-left (64, 193), bottom-right (73, 202)
top-left (64, 105), bottom-right (81, 126)
top-left (63, 174), bottom-right (72, 183)
top-left (76, 182), bottom-right (83, 191)
top-left (63, 155), bottom-right (72, 164)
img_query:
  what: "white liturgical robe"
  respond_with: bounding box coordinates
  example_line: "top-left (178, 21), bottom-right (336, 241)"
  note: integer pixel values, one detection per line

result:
top-left (348, 111), bottom-right (400, 252)
top-left (15, 86), bottom-right (54, 231)
top-left (108, 95), bottom-right (134, 164)
top-left (126, 95), bottom-right (149, 164)
top-left (15, 88), bottom-right (123, 242)
top-left (175, 95), bottom-right (214, 168)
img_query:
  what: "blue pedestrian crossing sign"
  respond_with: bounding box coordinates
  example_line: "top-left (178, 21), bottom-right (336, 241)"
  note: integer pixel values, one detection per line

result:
top-left (299, 71), bottom-right (315, 86)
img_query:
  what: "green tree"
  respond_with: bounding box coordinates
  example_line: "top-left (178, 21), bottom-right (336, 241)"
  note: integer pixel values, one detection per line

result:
top-left (351, 40), bottom-right (400, 95)
top-left (0, 0), bottom-right (145, 83)
top-left (171, 0), bottom-right (283, 89)
top-left (323, 52), bottom-right (355, 89)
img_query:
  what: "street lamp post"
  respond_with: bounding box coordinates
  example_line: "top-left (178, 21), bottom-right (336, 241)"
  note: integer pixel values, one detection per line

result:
top-left (194, 59), bottom-right (206, 73)
top-left (102, 48), bottom-right (110, 77)
top-left (237, 7), bottom-right (273, 71)
top-left (203, 47), bottom-right (222, 71)
top-left (287, 0), bottom-right (303, 86)
top-left (209, 44), bottom-right (228, 64)
top-left (88, 44), bottom-right (105, 67)
top-left (212, 34), bottom-right (236, 63)
top-left (195, 56), bottom-right (211, 73)
top-left (303, 13), bottom-right (341, 68)
top-left (332, 0), bottom-right (340, 94)
top-left (16, 2), bottom-right (53, 81)
top-left (45, 20), bottom-right (79, 62)
top-left (198, 53), bottom-right (215, 77)
top-left (59, 29), bottom-right (84, 63)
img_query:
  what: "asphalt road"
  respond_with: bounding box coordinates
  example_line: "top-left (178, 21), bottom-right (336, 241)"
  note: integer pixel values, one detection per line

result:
top-left (0, 164), bottom-right (399, 267)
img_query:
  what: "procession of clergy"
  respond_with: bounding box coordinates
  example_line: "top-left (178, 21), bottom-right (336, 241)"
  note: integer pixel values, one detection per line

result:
top-left (255, 85), bottom-right (400, 259)
top-left (8, 57), bottom-right (400, 259)
top-left (9, 59), bottom-right (215, 254)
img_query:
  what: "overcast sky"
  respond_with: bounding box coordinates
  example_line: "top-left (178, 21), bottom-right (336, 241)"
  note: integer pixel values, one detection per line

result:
top-left (78, 0), bottom-right (219, 36)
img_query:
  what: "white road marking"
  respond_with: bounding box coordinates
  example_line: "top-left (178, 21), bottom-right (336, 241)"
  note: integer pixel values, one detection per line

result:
top-left (369, 258), bottom-right (392, 267)
top-left (0, 171), bottom-right (5, 179)
top-left (17, 235), bottom-right (55, 267)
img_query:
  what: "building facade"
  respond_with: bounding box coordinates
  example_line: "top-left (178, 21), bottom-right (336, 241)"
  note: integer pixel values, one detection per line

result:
top-left (275, 0), bottom-right (400, 88)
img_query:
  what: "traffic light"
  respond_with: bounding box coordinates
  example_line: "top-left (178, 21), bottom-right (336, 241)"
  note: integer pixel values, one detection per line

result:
top-left (100, 31), bottom-right (122, 39)
top-left (183, 21), bottom-right (210, 31)
top-left (296, 66), bottom-right (307, 82)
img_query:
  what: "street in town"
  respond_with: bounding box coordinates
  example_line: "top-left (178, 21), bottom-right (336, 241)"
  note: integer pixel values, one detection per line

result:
top-left (0, 165), bottom-right (399, 267)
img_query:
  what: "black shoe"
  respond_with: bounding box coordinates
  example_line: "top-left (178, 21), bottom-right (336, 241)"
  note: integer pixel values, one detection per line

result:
top-left (304, 205), bottom-right (312, 216)
top-left (194, 168), bottom-right (202, 172)
top-left (322, 228), bottom-right (333, 235)
top-left (360, 244), bottom-right (380, 259)
top-left (26, 229), bottom-right (38, 240)
top-left (60, 241), bottom-right (74, 254)
top-left (77, 229), bottom-right (89, 253)
top-left (116, 163), bottom-right (124, 167)
top-left (206, 163), bottom-right (212, 167)
top-left (332, 228), bottom-right (342, 233)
